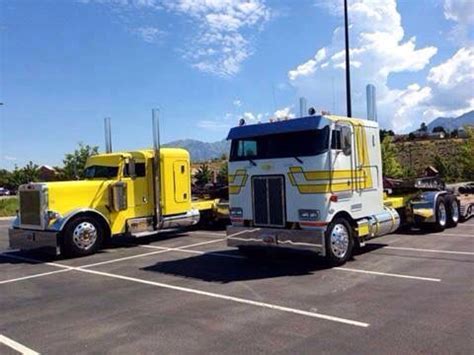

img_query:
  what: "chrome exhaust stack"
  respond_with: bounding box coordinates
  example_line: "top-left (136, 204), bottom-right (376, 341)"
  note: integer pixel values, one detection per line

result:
top-left (104, 117), bottom-right (113, 153)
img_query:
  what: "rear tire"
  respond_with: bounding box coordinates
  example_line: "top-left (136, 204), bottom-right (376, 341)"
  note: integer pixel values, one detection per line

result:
top-left (325, 218), bottom-right (354, 266)
top-left (62, 216), bottom-right (103, 257)
top-left (445, 195), bottom-right (460, 228)
top-left (429, 196), bottom-right (447, 232)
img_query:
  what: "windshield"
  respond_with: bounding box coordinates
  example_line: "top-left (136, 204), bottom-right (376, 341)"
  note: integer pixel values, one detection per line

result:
top-left (84, 165), bottom-right (119, 179)
top-left (229, 126), bottom-right (329, 161)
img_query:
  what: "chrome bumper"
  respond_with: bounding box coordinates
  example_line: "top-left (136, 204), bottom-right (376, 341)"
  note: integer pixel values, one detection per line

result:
top-left (226, 226), bottom-right (326, 255)
top-left (8, 228), bottom-right (60, 255)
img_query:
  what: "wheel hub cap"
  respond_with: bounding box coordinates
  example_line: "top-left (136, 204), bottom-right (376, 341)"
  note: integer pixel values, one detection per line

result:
top-left (73, 222), bottom-right (97, 250)
top-left (451, 201), bottom-right (459, 223)
top-left (330, 224), bottom-right (349, 258)
top-left (438, 202), bottom-right (447, 227)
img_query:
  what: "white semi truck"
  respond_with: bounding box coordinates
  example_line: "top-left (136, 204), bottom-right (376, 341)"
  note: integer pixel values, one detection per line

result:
top-left (225, 114), bottom-right (466, 265)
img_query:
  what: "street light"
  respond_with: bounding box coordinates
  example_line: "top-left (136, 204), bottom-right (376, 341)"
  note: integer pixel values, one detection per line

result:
top-left (344, 0), bottom-right (352, 117)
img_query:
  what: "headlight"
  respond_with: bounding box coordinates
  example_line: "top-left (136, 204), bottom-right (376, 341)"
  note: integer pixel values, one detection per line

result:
top-left (230, 207), bottom-right (243, 218)
top-left (299, 209), bottom-right (320, 221)
top-left (47, 210), bottom-right (62, 221)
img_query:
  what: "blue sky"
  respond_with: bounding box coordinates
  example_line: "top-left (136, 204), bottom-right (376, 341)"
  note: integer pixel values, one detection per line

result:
top-left (0, 0), bottom-right (473, 169)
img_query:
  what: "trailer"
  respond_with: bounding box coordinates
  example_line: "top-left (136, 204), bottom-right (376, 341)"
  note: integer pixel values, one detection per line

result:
top-left (225, 114), bottom-right (467, 265)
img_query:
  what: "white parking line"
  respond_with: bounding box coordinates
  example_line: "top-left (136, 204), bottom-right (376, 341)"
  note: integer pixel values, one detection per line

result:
top-left (385, 246), bottom-right (474, 255)
top-left (438, 233), bottom-right (474, 238)
top-left (0, 334), bottom-right (39, 355)
top-left (187, 231), bottom-right (226, 238)
top-left (334, 267), bottom-right (441, 282)
top-left (78, 267), bottom-right (370, 328)
top-left (0, 269), bottom-right (71, 285)
top-left (79, 238), bottom-right (225, 269)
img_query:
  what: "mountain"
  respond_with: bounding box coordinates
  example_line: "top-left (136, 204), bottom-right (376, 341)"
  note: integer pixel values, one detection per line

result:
top-left (163, 139), bottom-right (230, 162)
top-left (427, 110), bottom-right (474, 132)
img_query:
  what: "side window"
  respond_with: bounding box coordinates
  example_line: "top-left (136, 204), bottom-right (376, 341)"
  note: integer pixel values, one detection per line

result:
top-left (238, 140), bottom-right (257, 157)
top-left (124, 163), bottom-right (146, 177)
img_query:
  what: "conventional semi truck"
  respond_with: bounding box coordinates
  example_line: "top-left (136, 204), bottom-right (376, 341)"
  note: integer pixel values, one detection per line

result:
top-left (225, 114), bottom-right (468, 265)
top-left (8, 114), bottom-right (223, 257)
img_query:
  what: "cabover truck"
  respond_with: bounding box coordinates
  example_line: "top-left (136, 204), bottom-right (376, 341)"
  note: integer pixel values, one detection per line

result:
top-left (9, 117), bottom-right (224, 257)
top-left (225, 114), bottom-right (466, 265)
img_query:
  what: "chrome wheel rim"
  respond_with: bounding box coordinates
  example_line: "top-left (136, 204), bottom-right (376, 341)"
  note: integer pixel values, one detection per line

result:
top-left (438, 202), bottom-right (447, 227)
top-left (330, 223), bottom-right (349, 259)
top-left (73, 222), bottom-right (97, 250)
top-left (451, 201), bottom-right (459, 223)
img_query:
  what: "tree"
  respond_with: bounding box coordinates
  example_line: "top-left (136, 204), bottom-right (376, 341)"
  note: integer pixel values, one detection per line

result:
top-left (408, 132), bottom-right (416, 141)
top-left (7, 162), bottom-right (39, 190)
top-left (381, 136), bottom-right (403, 178)
top-left (194, 163), bottom-right (212, 186)
top-left (420, 122), bottom-right (428, 132)
top-left (379, 129), bottom-right (395, 142)
top-left (216, 163), bottom-right (228, 185)
top-left (450, 129), bottom-right (459, 138)
top-left (58, 143), bottom-right (99, 180)
top-left (0, 169), bottom-right (11, 188)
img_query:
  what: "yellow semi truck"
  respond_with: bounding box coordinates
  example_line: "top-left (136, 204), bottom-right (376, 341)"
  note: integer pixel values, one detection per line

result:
top-left (8, 113), bottom-right (223, 256)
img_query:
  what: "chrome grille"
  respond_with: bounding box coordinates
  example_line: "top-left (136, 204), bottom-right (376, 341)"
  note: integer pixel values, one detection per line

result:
top-left (19, 189), bottom-right (42, 227)
top-left (252, 176), bottom-right (285, 227)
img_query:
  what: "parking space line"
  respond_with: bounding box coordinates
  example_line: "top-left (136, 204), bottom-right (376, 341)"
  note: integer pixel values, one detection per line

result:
top-left (187, 231), bottom-right (226, 238)
top-left (140, 245), bottom-right (442, 281)
top-left (384, 246), bottom-right (474, 255)
top-left (0, 334), bottom-right (39, 355)
top-left (438, 233), bottom-right (474, 238)
top-left (0, 269), bottom-right (71, 285)
top-left (0, 252), bottom-right (74, 270)
top-left (334, 267), bottom-right (441, 282)
top-left (79, 238), bottom-right (225, 269)
top-left (77, 267), bottom-right (370, 328)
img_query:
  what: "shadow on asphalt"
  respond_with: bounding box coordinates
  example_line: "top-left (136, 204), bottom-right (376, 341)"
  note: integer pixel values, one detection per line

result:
top-left (141, 244), bottom-right (386, 283)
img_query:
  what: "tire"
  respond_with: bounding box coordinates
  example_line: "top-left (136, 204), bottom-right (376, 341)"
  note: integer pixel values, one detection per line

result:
top-left (325, 218), bottom-right (354, 266)
top-left (445, 195), bottom-right (460, 228)
top-left (430, 196), bottom-right (448, 232)
top-left (62, 216), bottom-right (103, 257)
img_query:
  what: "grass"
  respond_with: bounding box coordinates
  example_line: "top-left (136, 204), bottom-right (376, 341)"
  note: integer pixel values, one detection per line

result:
top-left (0, 197), bottom-right (18, 217)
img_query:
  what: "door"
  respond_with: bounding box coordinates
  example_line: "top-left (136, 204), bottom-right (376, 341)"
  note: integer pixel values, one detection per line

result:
top-left (173, 160), bottom-right (190, 203)
top-left (124, 159), bottom-right (149, 209)
top-left (330, 123), bottom-right (355, 194)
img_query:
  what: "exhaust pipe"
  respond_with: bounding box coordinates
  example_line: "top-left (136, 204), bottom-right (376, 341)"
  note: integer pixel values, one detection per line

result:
top-left (104, 117), bottom-right (113, 153)
top-left (299, 97), bottom-right (307, 118)
top-left (366, 84), bottom-right (377, 122)
top-left (152, 109), bottom-right (162, 227)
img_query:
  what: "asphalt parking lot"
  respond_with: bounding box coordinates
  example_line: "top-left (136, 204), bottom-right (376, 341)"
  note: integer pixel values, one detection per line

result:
top-left (0, 218), bottom-right (473, 354)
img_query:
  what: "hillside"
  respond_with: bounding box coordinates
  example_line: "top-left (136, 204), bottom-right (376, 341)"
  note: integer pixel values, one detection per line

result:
top-left (393, 138), bottom-right (467, 175)
top-left (163, 139), bottom-right (230, 162)
top-left (427, 110), bottom-right (474, 132)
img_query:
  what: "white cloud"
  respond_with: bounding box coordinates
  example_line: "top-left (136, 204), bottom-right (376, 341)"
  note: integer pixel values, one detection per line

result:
top-left (289, 0), bottom-right (438, 131)
top-left (80, 0), bottom-right (270, 77)
top-left (272, 106), bottom-right (295, 120)
top-left (233, 99), bottom-right (242, 107)
top-left (3, 156), bottom-right (17, 161)
top-left (197, 120), bottom-right (232, 131)
top-left (444, 0), bottom-right (474, 45)
top-left (133, 26), bottom-right (164, 43)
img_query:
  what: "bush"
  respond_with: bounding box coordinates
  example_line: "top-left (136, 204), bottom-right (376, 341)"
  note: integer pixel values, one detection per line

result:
top-left (0, 198), bottom-right (18, 217)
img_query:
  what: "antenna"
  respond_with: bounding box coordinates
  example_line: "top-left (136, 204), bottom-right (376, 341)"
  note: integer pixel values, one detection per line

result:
top-left (344, 0), bottom-right (352, 117)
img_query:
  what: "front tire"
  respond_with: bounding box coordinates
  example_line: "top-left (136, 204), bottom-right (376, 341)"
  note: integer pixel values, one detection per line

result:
top-left (62, 216), bottom-right (103, 257)
top-left (325, 218), bottom-right (354, 266)
top-left (430, 196), bottom-right (447, 232)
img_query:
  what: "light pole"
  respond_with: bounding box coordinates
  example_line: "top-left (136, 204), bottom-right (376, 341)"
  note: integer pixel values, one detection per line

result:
top-left (344, 0), bottom-right (352, 117)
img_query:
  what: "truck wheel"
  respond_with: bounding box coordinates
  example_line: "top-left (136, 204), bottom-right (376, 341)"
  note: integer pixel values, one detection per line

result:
top-left (430, 196), bottom-right (447, 232)
top-left (325, 218), bottom-right (354, 266)
top-left (445, 195), bottom-right (460, 228)
top-left (62, 216), bottom-right (103, 257)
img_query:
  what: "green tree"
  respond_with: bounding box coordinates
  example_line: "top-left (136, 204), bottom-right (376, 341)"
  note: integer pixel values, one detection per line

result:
top-left (420, 122), bottom-right (428, 132)
top-left (58, 143), bottom-right (99, 180)
top-left (379, 129), bottom-right (395, 142)
top-left (194, 163), bottom-right (212, 186)
top-left (408, 132), bottom-right (416, 141)
top-left (7, 162), bottom-right (39, 190)
top-left (0, 169), bottom-right (11, 188)
top-left (381, 136), bottom-right (403, 178)
top-left (432, 126), bottom-right (446, 133)
top-left (216, 163), bottom-right (228, 185)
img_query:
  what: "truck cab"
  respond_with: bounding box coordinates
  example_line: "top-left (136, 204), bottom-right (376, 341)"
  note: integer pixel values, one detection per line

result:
top-left (226, 114), bottom-right (400, 265)
top-left (9, 148), bottom-right (200, 256)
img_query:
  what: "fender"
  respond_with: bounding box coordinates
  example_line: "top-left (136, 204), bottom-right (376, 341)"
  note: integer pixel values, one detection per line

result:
top-left (411, 191), bottom-right (447, 222)
top-left (48, 208), bottom-right (110, 233)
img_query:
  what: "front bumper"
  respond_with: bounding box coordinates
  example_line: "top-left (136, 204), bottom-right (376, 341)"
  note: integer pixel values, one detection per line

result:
top-left (226, 226), bottom-right (326, 256)
top-left (8, 228), bottom-right (60, 255)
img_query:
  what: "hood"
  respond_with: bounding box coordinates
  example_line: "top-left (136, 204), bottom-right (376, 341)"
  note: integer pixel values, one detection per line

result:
top-left (46, 179), bottom-right (113, 216)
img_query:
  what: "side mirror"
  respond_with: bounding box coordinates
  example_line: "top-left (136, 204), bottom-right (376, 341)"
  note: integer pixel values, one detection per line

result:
top-left (341, 126), bottom-right (352, 156)
top-left (126, 158), bottom-right (137, 179)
